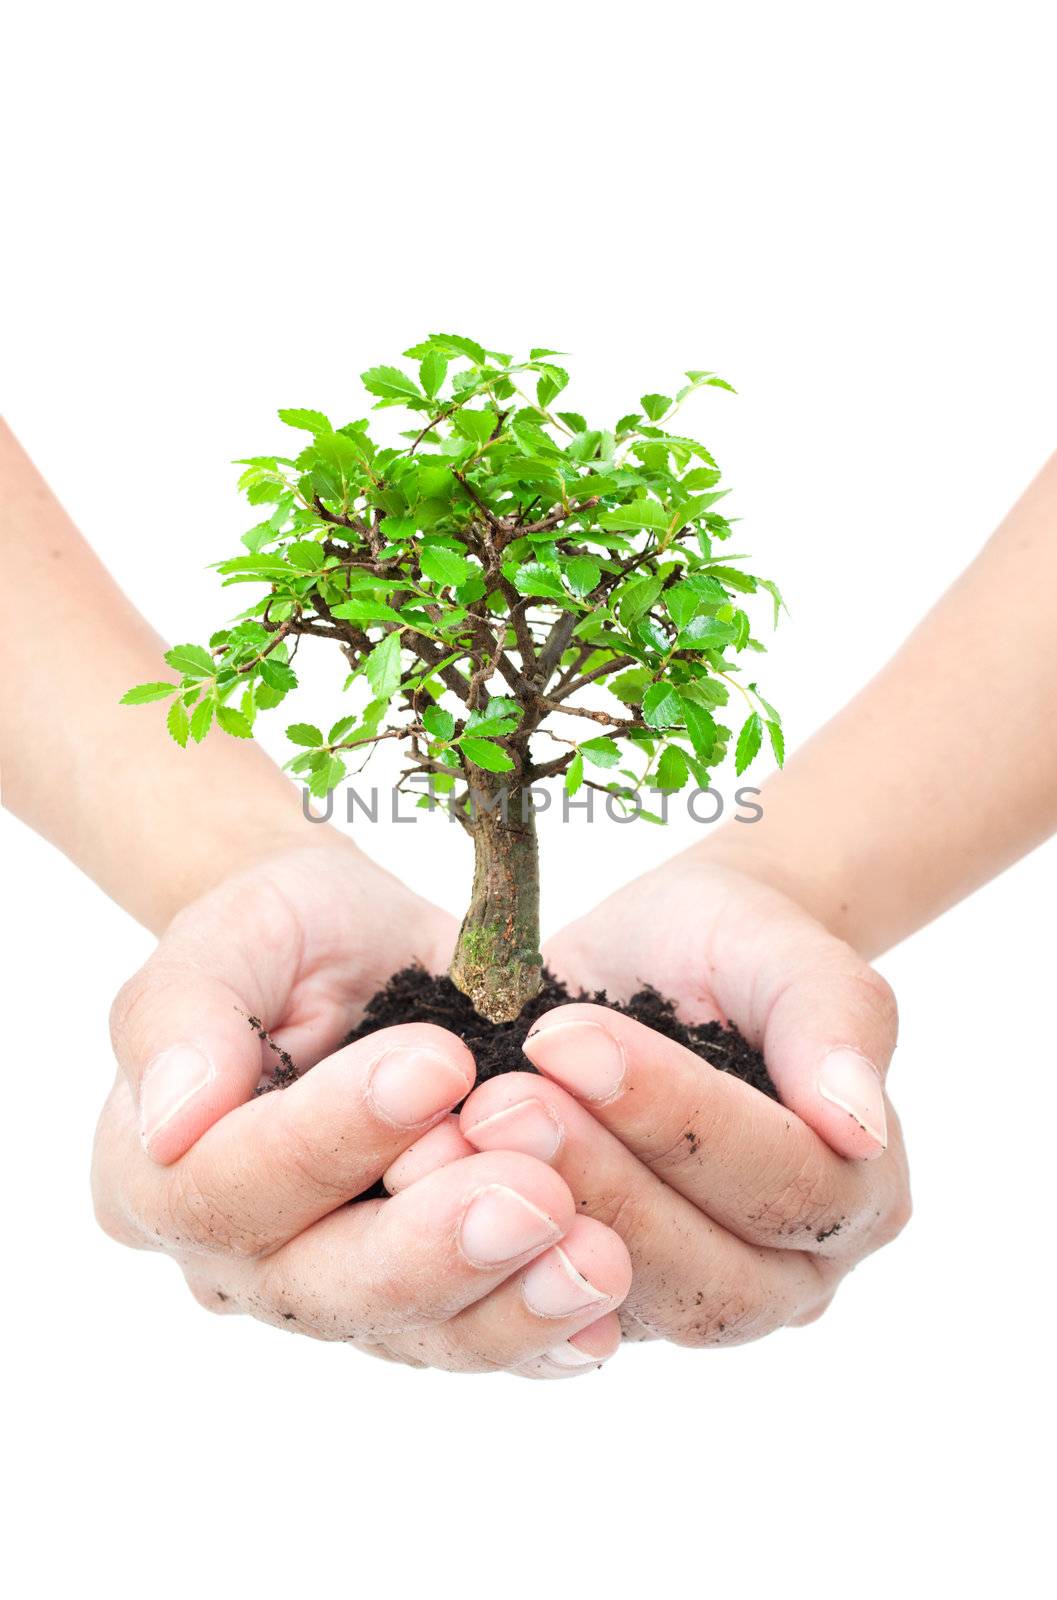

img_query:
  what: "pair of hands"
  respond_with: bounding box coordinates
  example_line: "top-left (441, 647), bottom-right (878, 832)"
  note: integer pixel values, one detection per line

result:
top-left (92, 839), bottom-right (911, 1378)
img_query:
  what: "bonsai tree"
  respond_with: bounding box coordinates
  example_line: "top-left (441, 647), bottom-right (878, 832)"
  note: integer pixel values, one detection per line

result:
top-left (124, 335), bottom-right (785, 1023)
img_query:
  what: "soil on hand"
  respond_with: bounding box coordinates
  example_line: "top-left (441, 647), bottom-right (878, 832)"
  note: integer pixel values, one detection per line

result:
top-left (342, 965), bottom-right (778, 1101)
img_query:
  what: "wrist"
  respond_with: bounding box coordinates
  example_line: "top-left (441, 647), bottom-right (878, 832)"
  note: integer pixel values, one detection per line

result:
top-left (151, 787), bottom-right (365, 931)
top-left (679, 821), bottom-right (866, 950)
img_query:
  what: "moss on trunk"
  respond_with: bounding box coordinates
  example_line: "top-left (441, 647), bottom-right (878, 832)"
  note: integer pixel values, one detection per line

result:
top-left (449, 776), bottom-right (542, 1023)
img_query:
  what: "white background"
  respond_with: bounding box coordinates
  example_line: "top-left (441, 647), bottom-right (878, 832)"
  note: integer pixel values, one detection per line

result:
top-left (3, 3), bottom-right (1055, 1596)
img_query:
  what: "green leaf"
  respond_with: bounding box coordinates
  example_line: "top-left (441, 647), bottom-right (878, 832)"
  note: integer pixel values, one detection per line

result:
top-left (314, 429), bottom-right (370, 484)
top-left (331, 599), bottom-right (407, 625)
top-left (565, 751), bottom-right (585, 796)
top-left (421, 545), bottom-right (474, 587)
top-left (120, 681), bottom-right (178, 704)
top-left (678, 616), bottom-right (738, 649)
top-left (216, 705), bottom-right (254, 739)
top-left (579, 736), bottom-right (621, 769)
top-left (758, 578), bottom-right (787, 627)
top-left (635, 617), bottom-right (670, 655)
top-left (278, 407), bottom-right (330, 433)
top-left (453, 407), bottom-right (497, 444)
top-left (766, 719), bottom-right (785, 766)
top-left (164, 643), bottom-right (216, 679)
top-left (683, 573), bottom-right (729, 605)
top-left (680, 676), bottom-right (730, 709)
top-left (241, 521), bottom-right (276, 553)
top-left (285, 539), bottom-right (326, 571)
top-left (364, 631), bottom-right (403, 700)
top-left (286, 722), bottom-right (324, 747)
top-left (642, 681), bottom-right (684, 729)
top-left (656, 745), bottom-right (688, 790)
top-left (640, 393), bottom-right (672, 421)
top-left (664, 584), bottom-right (701, 632)
top-left (597, 501), bottom-right (669, 535)
top-left (536, 365), bottom-right (569, 408)
top-left (564, 556), bottom-right (601, 597)
top-left (361, 365), bottom-right (421, 402)
top-left (678, 489), bottom-right (730, 520)
top-left (751, 686), bottom-right (782, 725)
top-left (309, 754), bottom-right (346, 797)
top-left (708, 564), bottom-right (757, 594)
top-left (466, 696), bottom-right (521, 737)
top-left (511, 413), bottom-right (558, 457)
top-left (513, 562), bottom-right (567, 599)
top-left (422, 705), bottom-right (455, 741)
top-left (608, 667), bottom-right (651, 704)
top-left (259, 658), bottom-right (298, 691)
top-left (686, 370), bottom-right (736, 393)
top-left (215, 553), bottom-right (291, 577)
top-left (419, 349), bottom-right (448, 397)
top-left (428, 332), bottom-right (487, 365)
top-left (189, 698), bottom-right (215, 743)
top-left (735, 712), bottom-right (763, 775)
top-left (682, 466), bottom-right (722, 490)
top-left (619, 573), bottom-right (664, 626)
top-left (166, 698), bottom-right (190, 747)
top-left (679, 696), bottom-right (718, 761)
top-left (460, 736), bottom-right (515, 772)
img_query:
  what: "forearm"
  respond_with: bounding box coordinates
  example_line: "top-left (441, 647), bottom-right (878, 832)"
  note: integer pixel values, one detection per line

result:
top-left (696, 451), bottom-right (1057, 957)
top-left (0, 422), bottom-right (350, 930)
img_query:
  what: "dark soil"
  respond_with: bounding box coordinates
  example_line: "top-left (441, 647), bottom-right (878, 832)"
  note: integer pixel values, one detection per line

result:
top-left (254, 968), bottom-right (776, 1203)
top-left (342, 965), bottom-right (778, 1101)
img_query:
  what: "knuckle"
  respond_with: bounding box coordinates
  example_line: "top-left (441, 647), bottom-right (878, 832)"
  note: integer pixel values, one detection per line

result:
top-left (276, 1120), bottom-right (361, 1208)
top-left (848, 961), bottom-right (899, 1041)
top-left (91, 1186), bottom-right (139, 1247)
top-left (863, 964), bottom-right (898, 1022)
top-left (425, 1330), bottom-right (512, 1375)
top-left (873, 1183), bottom-right (913, 1247)
top-left (580, 1188), bottom-right (649, 1254)
top-left (164, 1165), bottom-right (264, 1259)
top-left (90, 1088), bottom-right (147, 1249)
top-left (666, 1286), bottom-right (766, 1349)
top-left (749, 1158), bottom-right (843, 1243)
top-left (108, 968), bottom-right (151, 1054)
top-left (183, 1273), bottom-right (241, 1316)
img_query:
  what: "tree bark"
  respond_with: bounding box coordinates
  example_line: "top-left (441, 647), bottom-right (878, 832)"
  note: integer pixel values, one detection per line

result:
top-left (449, 774), bottom-right (542, 1022)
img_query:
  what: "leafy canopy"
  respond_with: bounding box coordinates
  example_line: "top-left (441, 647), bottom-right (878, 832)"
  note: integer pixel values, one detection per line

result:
top-left (124, 335), bottom-right (786, 816)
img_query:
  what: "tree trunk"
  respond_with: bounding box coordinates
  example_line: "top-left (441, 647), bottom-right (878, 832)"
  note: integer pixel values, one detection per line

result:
top-left (449, 775), bottom-right (542, 1023)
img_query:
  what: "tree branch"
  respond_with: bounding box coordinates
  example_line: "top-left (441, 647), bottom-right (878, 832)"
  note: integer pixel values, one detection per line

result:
top-left (551, 654), bottom-right (636, 701)
top-left (536, 611), bottom-right (579, 685)
top-left (519, 495), bottom-right (600, 536)
top-left (536, 697), bottom-right (646, 732)
top-left (402, 631), bottom-right (473, 704)
top-left (528, 750), bottom-right (575, 781)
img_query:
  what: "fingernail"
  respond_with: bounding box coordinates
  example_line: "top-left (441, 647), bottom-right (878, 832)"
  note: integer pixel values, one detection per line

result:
top-left (522, 1021), bottom-right (626, 1103)
top-left (522, 1243), bottom-right (610, 1318)
top-left (459, 1184), bottom-right (563, 1267)
top-left (367, 1046), bottom-right (471, 1129)
top-left (544, 1340), bottom-right (604, 1368)
top-left (818, 1049), bottom-right (888, 1151)
top-left (139, 1045), bottom-right (215, 1152)
top-left (464, 1098), bottom-right (563, 1161)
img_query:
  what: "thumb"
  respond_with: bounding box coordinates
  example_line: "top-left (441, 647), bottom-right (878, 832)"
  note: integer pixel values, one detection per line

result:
top-left (763, 949), bottom-right (897, 1160)
top-left (109, 951), bottom-right (266, 1165)
top-left (713, 888), bottom-right (899, 1161)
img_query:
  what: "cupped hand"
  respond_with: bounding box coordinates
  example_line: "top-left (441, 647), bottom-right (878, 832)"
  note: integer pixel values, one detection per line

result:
top-left (93, 841), bottom-right (630, 1376)
top-left (454, 855), bottom-right (912, 1346)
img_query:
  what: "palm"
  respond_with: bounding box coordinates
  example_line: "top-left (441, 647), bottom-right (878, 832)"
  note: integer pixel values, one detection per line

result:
top-left (169, 843), bottom-right (457, 1073)
top-left (543, 859), bottom-right (749, 1028)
